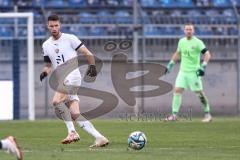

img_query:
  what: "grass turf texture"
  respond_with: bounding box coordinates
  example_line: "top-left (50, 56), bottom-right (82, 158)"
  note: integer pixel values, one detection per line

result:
top-left (0, 118), bottom-right (240, 160)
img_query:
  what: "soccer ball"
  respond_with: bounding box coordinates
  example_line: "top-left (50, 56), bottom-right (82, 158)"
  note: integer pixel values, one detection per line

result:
top-left (128, 131), bottom-right (147, 150)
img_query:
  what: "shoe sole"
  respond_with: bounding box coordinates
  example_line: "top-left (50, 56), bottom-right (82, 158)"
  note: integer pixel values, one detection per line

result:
top-left (164, 118), bottom-right (177, 122)
top-left (61, 137), bottom-right (80, 144)
top-left (202, 119), bottom-right (212, 123)
top-left (89, 141), bottom-right (109, 148)
top-left (100, 142), bottom-right (109, 147)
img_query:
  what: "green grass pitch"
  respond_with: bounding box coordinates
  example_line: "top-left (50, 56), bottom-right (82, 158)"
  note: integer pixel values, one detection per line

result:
top-left (0, 118), bottom-right (240, 160)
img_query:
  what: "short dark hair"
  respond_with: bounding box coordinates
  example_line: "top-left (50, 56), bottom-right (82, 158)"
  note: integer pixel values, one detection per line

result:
top-left (48, 14), bottom-right (60, 21)
top-left (184, 23), bottom-right (194, 28)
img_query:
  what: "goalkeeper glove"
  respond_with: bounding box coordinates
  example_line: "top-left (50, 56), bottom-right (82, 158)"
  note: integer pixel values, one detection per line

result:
top-left (86, 65), bottom-right (97, 77)
top-left (196, 62), bottom-right (207, 77)
top-left (40, 71), bottom-right (48, 81)
top-left (165, 60), bottom-right (175, 74)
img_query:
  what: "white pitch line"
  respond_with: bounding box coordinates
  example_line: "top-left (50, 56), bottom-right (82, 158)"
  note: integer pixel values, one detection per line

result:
top-left (21, 146), bottom-right (240, 153)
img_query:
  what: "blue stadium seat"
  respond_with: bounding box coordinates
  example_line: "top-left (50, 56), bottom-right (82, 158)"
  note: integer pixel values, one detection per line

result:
top-left (61, 26), bottom-right (70, 34)
top-left (46, 0), bottom-right (65, 7)
top-left (18, 27), bottom-right (27, 37)
top-left (213, 0), bottom-right (231, 7)
top-left (79, 12), bottom-right (96, 23)
top-left (87, 0), bottom-right (100, 5)
top-left (0, 18), bottom-right (14, 24)
top-left (78, 27), bottom-right (89, 36)
top-left (233, 0), bottom-right (240, 6)
top-left (114, 11), bottom-right (132, 24)
top-left (106, 0), bottom-right (119, 6)
top-left (187, 10), bottom-right (202, 16)
top-left (228, 27), bottom-right (238, 35)
top-left (205, 9), bottom-right (220, 16)
top-left (34, 26), bottom-right (45, 36)
top-left (89, 26), bottom-right (106, 36)
top-left (140, 0), bottom-right (156, 7)
top-left (121, 0), bottom-right (133, 6)
top-left (196, 26), bottom-right (213, 35)
top-left (106, 26), bottom-right (117, 35)
top-left (33, 12), bottom-right (43, 24)
top-left (144, 26), bottom-right (159, 35)
top-left (32, 0), bottom-right (45, 6)
top-left (18, 18), bottom-right (27, 24)
top-left (223, 9), bottom-right (237, 24)
top-left (160, 27), bottom-right (176, 35)
top-left (0, 27), bottom-right (13, 37)
top-left (69, 0), bottom-right (87, 6)
top-left (175, 26), bottom-right (183, 35)
top-left (214, 27), bottom-right (228, 35)
top-left (175, 0), bottom-right (193, 7)
top-left (0, 0), bottom-right (12, 6)
top-left (159, 0), bottom-right (175, 7)
top-left (97, 11), bottom-right (112, 23)
top-left (141, 11), bottom-right (151, 24)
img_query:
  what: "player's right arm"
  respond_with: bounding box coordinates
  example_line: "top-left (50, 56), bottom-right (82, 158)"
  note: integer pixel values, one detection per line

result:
top-left (40, 58), bottom-right (52, 82)
top-left (40, 46), bottom-right (52, 81)
top-left (165, 40), bottom-right (181, 74)
top-left (170, 51), bottom-right (181, 63)
top-left (165, 51), bottom-right (180, 74)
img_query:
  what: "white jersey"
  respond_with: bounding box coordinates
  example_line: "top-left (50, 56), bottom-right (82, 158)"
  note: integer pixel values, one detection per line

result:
top-left (42, 33), bottom-right (84, 85)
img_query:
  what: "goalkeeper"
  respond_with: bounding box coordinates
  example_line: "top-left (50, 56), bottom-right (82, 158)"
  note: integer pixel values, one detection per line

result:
top-left (165, 24), bottom-right (212, 122)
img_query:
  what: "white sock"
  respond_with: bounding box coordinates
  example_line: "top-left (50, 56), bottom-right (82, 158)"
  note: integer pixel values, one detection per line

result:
top-left (0, 139), bottom-right (10, 150)
top-left (65, 121), bottom-right (76, 133)
top-left (77, 121), bottom-right (103, 139)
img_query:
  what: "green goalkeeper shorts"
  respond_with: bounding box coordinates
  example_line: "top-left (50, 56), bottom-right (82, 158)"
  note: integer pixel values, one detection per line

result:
top-left (175, 71), bottom-right (203, 91)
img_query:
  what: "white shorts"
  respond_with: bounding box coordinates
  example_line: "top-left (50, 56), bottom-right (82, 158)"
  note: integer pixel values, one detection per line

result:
top-left (64, 75), bottom-right (81, 102)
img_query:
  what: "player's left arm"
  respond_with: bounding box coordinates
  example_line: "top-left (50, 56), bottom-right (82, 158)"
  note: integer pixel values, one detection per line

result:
top-left (77, 46), bottom-right (95, 65)
top-left (196, 42), bottom-right (211, 76)
top-left (70, 34), bottom-right (97, 77)
top-left (202, 50), bottom-right (211, 64)
top-left (77, 46), bottom-right (97, 77)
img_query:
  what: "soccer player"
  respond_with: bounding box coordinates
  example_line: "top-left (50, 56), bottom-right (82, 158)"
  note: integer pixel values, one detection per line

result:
top-left (0, 136), bottom-right (23, 160)
top-left (40, 14), bottom-right (109, 147)
top-left (165, 23), bottom-right (212, 122)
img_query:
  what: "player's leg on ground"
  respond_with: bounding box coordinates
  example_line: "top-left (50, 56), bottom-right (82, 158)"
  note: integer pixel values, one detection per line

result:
top-left (195, 91), bottom-right (212, 122)
top-left (172, 87), bottom-right (184, 114)
top-left (67, 100), bottom-right (109, 147)
top-left (52, 92), bottom-right (79, 144)
top-left (0, 136), bottom-right (23, 160)
top-left (165, 71), bottom-right (187, 121)
top-left (165, 87), bottom-right (184, 121)
top-left (188, 72), bottom-right (211, 122)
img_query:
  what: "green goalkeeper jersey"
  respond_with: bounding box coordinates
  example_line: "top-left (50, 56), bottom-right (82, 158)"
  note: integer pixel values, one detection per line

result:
top-left (177, 36), bottom-right (206, 72)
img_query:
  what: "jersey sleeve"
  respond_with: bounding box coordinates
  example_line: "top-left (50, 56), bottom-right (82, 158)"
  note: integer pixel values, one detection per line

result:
top-left (42, 44), bottom-right (52, 63)
top-left (69, 34), bottom-right (84, 51)
top-left (198, 40), bottom-right (207, 54)
top-left (42, 44), bottom-right (48, 56)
